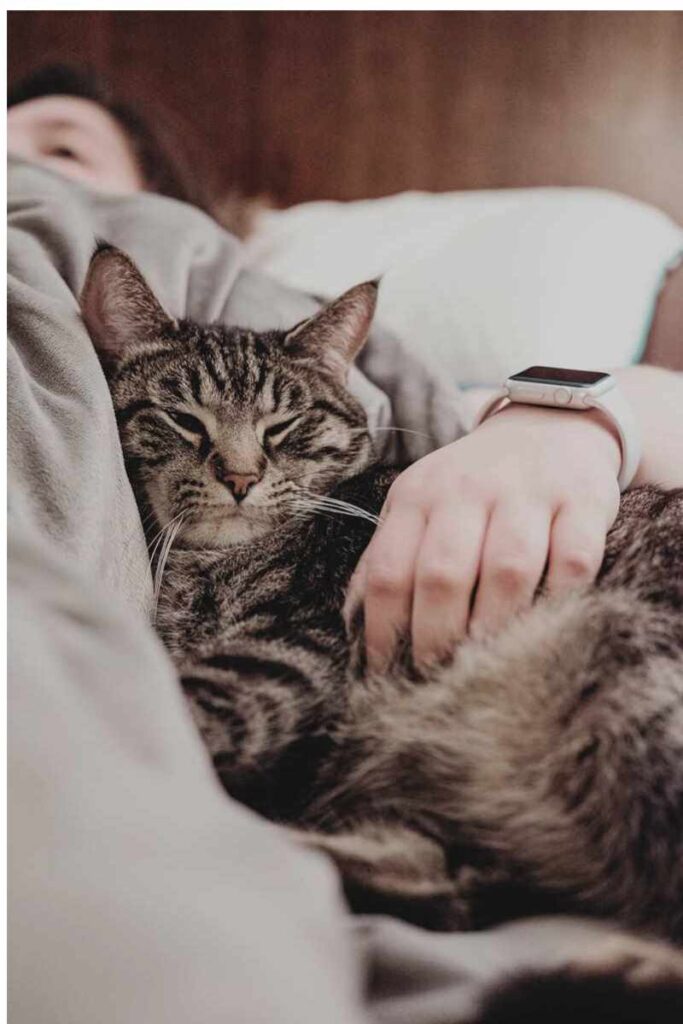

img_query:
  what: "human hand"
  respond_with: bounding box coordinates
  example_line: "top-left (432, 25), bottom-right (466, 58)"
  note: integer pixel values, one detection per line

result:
top-left (345, 403), bottom-right (622, 672)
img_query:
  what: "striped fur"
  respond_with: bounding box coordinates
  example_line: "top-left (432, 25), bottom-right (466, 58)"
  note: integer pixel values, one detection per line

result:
top-left (83, 247), bottom-right (683, 1015)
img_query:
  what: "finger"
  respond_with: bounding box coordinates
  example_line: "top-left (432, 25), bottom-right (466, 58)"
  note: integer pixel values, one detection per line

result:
top-left (362, 503), bottom-right (427, 671)
top-left (411, 500), bottom-right (487, 669)
top-left (343, 546), bottom-right (370, 628)
top-left (470, 502), bottom-right (551, 636)
top-left (546, 503), bottom-right (607, 595)
top-left (344, 487), bottom-right (393, 626)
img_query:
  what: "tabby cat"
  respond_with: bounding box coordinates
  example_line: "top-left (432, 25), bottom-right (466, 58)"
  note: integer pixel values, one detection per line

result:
top-left (82, 244), bottom-right (683, 1017)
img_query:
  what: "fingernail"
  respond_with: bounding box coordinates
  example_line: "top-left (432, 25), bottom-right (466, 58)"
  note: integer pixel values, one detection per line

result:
top-left (367, 646), bottom-right (390, 675)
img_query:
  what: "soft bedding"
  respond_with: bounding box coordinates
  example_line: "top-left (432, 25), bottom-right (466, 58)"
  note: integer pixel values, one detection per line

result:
top-left (245, 187), bottom-right (683, 386)
top-left (8, 158), bottom-right (664, 1023)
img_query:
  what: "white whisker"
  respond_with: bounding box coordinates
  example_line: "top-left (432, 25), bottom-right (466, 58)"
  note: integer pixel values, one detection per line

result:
top-left (347, 424), bottom-right (436, 443)
top-left (148, 508), bottom-right (188, 564)
top-left (290, 489), bottom-right (383, 528)
top-left (152, 511), bottom-right (188, 622)
top-left (289, 504), bottom-right (339, 525)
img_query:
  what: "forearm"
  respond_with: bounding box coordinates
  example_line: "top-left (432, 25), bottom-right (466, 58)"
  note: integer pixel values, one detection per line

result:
top-left (614, 366), bottom-right (683, 489)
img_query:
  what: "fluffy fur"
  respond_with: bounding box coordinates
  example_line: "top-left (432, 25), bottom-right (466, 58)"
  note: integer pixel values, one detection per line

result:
top-left (83, 245), bottom-right (683, 1018)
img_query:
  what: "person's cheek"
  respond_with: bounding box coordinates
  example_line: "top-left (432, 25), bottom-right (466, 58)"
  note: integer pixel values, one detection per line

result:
top-left (7, 130), bottom-right (36, 163)
top-left (42, 156), bottom-right (93, 183)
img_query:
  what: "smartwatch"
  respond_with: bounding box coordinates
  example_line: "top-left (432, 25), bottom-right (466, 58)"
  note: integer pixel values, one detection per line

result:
top-left (472, 365), bottom-right (641, 491)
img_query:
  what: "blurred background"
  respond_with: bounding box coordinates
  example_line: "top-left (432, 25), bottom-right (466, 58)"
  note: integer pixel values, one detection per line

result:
top-left (8, 10), bottom-right (683, 222)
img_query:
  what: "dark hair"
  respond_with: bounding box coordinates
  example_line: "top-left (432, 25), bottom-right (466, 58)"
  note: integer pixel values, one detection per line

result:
top-left (8, 63), bottom-right (210, 211)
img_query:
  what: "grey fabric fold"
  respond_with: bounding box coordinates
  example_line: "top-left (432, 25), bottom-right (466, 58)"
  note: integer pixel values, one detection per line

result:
top-left (9, 158), bottom-right (593, 1024)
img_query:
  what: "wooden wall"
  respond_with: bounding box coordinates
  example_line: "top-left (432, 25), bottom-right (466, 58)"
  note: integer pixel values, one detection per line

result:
top-left (8, 11), bottom-right (683, 222)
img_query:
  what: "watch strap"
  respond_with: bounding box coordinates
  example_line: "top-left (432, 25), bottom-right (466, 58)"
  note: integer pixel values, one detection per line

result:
top-left (585, 385), bottom-right (641, 491)
top-left (470, 387), bottom-right (509, 429)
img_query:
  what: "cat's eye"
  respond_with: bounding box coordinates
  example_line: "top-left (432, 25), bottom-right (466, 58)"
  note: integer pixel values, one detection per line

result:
top-left (166, 410), bottom-right (208, 437)
top-left (262, 416), bottom-right (301, 445)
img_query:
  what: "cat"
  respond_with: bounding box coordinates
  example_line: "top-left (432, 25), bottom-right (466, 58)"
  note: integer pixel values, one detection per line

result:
top-left (82, 243), bottom-right (683, 1018)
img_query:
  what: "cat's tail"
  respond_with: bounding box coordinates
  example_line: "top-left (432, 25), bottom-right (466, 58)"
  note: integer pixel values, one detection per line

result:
top-left (315, 588), bottom-right (683, 941)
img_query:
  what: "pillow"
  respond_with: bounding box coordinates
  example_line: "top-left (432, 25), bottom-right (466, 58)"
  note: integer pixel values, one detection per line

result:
top-left (245, 188), bottom-right (683, 386)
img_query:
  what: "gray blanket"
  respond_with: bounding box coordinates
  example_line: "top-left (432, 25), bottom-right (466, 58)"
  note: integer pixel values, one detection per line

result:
top-left (9, 158), bottom-right (607, 1024)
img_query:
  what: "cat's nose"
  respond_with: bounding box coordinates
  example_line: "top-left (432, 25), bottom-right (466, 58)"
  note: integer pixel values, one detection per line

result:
top-left (209, 452), bottom-right (262, 501)
top-left (222, 471), bottom-right (260, 502)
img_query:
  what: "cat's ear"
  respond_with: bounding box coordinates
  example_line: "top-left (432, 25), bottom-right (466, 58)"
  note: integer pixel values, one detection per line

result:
top-left (80, 243), bottom-right (175, 369)
top-left (283, 280), bottom-right (379, 380)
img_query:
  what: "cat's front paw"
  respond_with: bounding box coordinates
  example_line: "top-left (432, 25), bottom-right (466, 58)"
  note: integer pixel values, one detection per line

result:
top-left (567, 931), bottom-right (683, 989)
top-left (477, 930), bottom-right (683, 1024)
top-left (289, 823), bottom-right (473, 931)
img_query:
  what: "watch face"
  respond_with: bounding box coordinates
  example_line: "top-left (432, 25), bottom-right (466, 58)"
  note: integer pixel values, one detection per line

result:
top-left (510, 366), bottom-right (609, 388)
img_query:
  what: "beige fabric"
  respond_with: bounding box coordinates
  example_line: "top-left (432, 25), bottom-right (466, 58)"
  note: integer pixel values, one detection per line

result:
top-left (8, 158), bottom-right (369, 1024)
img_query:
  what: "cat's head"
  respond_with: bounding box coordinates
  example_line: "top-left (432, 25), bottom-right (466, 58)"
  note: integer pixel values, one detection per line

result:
top-left (81, 244), bottom-right (378, 548)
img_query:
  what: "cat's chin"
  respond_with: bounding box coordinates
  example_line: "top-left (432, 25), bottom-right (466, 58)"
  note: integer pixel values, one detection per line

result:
top-left (178, 511), bottom-right (274, 549)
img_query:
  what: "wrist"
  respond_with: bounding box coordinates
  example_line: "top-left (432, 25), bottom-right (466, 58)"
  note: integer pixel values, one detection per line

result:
top-left (477, 401), bottom-right (622, 476)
